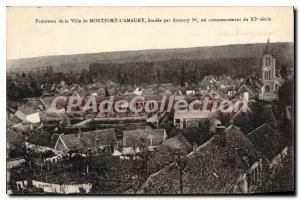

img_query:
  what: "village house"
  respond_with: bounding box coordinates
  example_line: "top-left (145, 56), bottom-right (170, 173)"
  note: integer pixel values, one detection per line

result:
top-left (21, 98), bottom-right (47, 111)
top-left (25, 130), bottom-right (59, 153)
top-left (40, 96), bottom-right (66, 117)
top-left (70, 115), bottom-right (147, 130)
top-left (7, 155), bottom-right (27, 193)
top-left (238, 78), bottom-right (263, 100)
top-left (247, 123), bottom-right (287, 174)
top-left (7, 113), bottom-right (23, 128)
top-left (13, 98), bottom-right (48, 125)
top-left (25, 142), bottom-right (58, 154)
top-left (137, 125), bottom-right (262, 194)
top-left (122, 128), bottom-right (167, 155)
top-left (15, 105), bottom-right (41, 124)
top-left (54, 128), bottom-right (116, 153)
top-left (7, 157), bottom-right (26, 170)
top-left (174, 110), bottom-right (217, 130)
top-left (162, 133), bottom-right (193, 154)
top-left (145, 133), bottom-right (193, 175)
top-left (199, 75), bottom-right (239, 95)
top-left (7, 129), bottom-right (25, 154)
top-left (32, 180), bottom-right (92, 194)
top-left (186, 90), bottom-right (195, 96)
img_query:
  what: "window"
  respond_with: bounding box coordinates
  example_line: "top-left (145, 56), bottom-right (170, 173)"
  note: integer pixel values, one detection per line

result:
top-left (266, 57), bottom-right (271, 66)
top-left (183, 119), bottom-right (187, 128)
top-left (265, 85), bottom-right (271, 93)
top-left (175, 119), bottom-right (180, 123)
top-left (264, 69), bottom-right (272, 80)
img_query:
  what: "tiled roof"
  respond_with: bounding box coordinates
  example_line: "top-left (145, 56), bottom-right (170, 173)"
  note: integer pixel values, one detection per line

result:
top-left (247, 123), bottom-right (285, 160)
top-left (7, 129), bottom-right (25, 148)
top-left (163, 134), bottom-right (192, 154)
top-left (138, 125), bottom-right (260, 194)
top-left (261, 105), bottom-right (278, 128)
top-left (174, 111), bottom-right (217, 119)
top-left (238, 83), bottom-right (259, 96)
top-left (60, 128), bottom-right (116, 151)
top-left (123, 128), bottom-right (165, 147)
top-left (8, 115), bottom-right (23, 125)
top-left (17, 105), bottom-right (37, 115)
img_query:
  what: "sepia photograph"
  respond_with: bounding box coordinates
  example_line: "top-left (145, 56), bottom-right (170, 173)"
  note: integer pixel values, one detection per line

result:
top-left (6, 6), bottom-right (295, 195)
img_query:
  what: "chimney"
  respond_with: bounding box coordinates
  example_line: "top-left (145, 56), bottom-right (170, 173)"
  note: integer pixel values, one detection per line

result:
top-left (216, 125), bottom-right (226, 134)
top-left (243, 92), bottom-right (249, 103)
top-left (215, 125), bottom-right (226, 147)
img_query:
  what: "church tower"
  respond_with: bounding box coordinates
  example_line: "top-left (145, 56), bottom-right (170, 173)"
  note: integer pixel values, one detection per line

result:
top-left (260, 38), bottom-right (281, 101)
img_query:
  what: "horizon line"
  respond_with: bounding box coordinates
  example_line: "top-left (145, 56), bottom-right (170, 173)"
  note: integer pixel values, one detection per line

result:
top-left (7, 40), bottom-right (293, 61)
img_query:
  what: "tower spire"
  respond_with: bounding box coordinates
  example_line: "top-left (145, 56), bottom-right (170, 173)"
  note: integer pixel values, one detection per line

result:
top-left (264, 37), bottom-right (272, 55)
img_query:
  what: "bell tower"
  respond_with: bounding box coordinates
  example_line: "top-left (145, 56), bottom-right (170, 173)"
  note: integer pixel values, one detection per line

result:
top-left (261, 38), bottom-right (280, 101)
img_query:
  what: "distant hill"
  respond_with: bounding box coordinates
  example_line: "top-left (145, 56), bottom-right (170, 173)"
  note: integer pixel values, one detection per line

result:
top-left (7, 42), bottom-right (294, 73)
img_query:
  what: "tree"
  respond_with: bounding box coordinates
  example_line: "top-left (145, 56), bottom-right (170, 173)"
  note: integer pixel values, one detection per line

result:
top-left (280, 64), bottom-right (288, 80)
top-left (180, 67), bottom-right (186, 87)
top-left (278, 79), bottom-right (294, 110)
top-left (117, 71), bottom-right (125, 85)
top-left (105, 87), bottom-right (110, 97)
top-left (252, 100), bottom-right (266, 128)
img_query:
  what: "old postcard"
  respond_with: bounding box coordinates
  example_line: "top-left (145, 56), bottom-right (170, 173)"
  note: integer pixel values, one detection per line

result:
top-left (6, 7), bottom-right (294, 194)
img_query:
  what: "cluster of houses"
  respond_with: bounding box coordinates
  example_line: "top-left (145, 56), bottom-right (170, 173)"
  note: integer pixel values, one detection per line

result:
top-left (137, 123), bottom-right (288, 194)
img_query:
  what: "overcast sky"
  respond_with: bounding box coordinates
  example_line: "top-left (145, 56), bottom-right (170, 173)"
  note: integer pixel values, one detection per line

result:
top-left (7, 7), bottom-right (293, 60)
